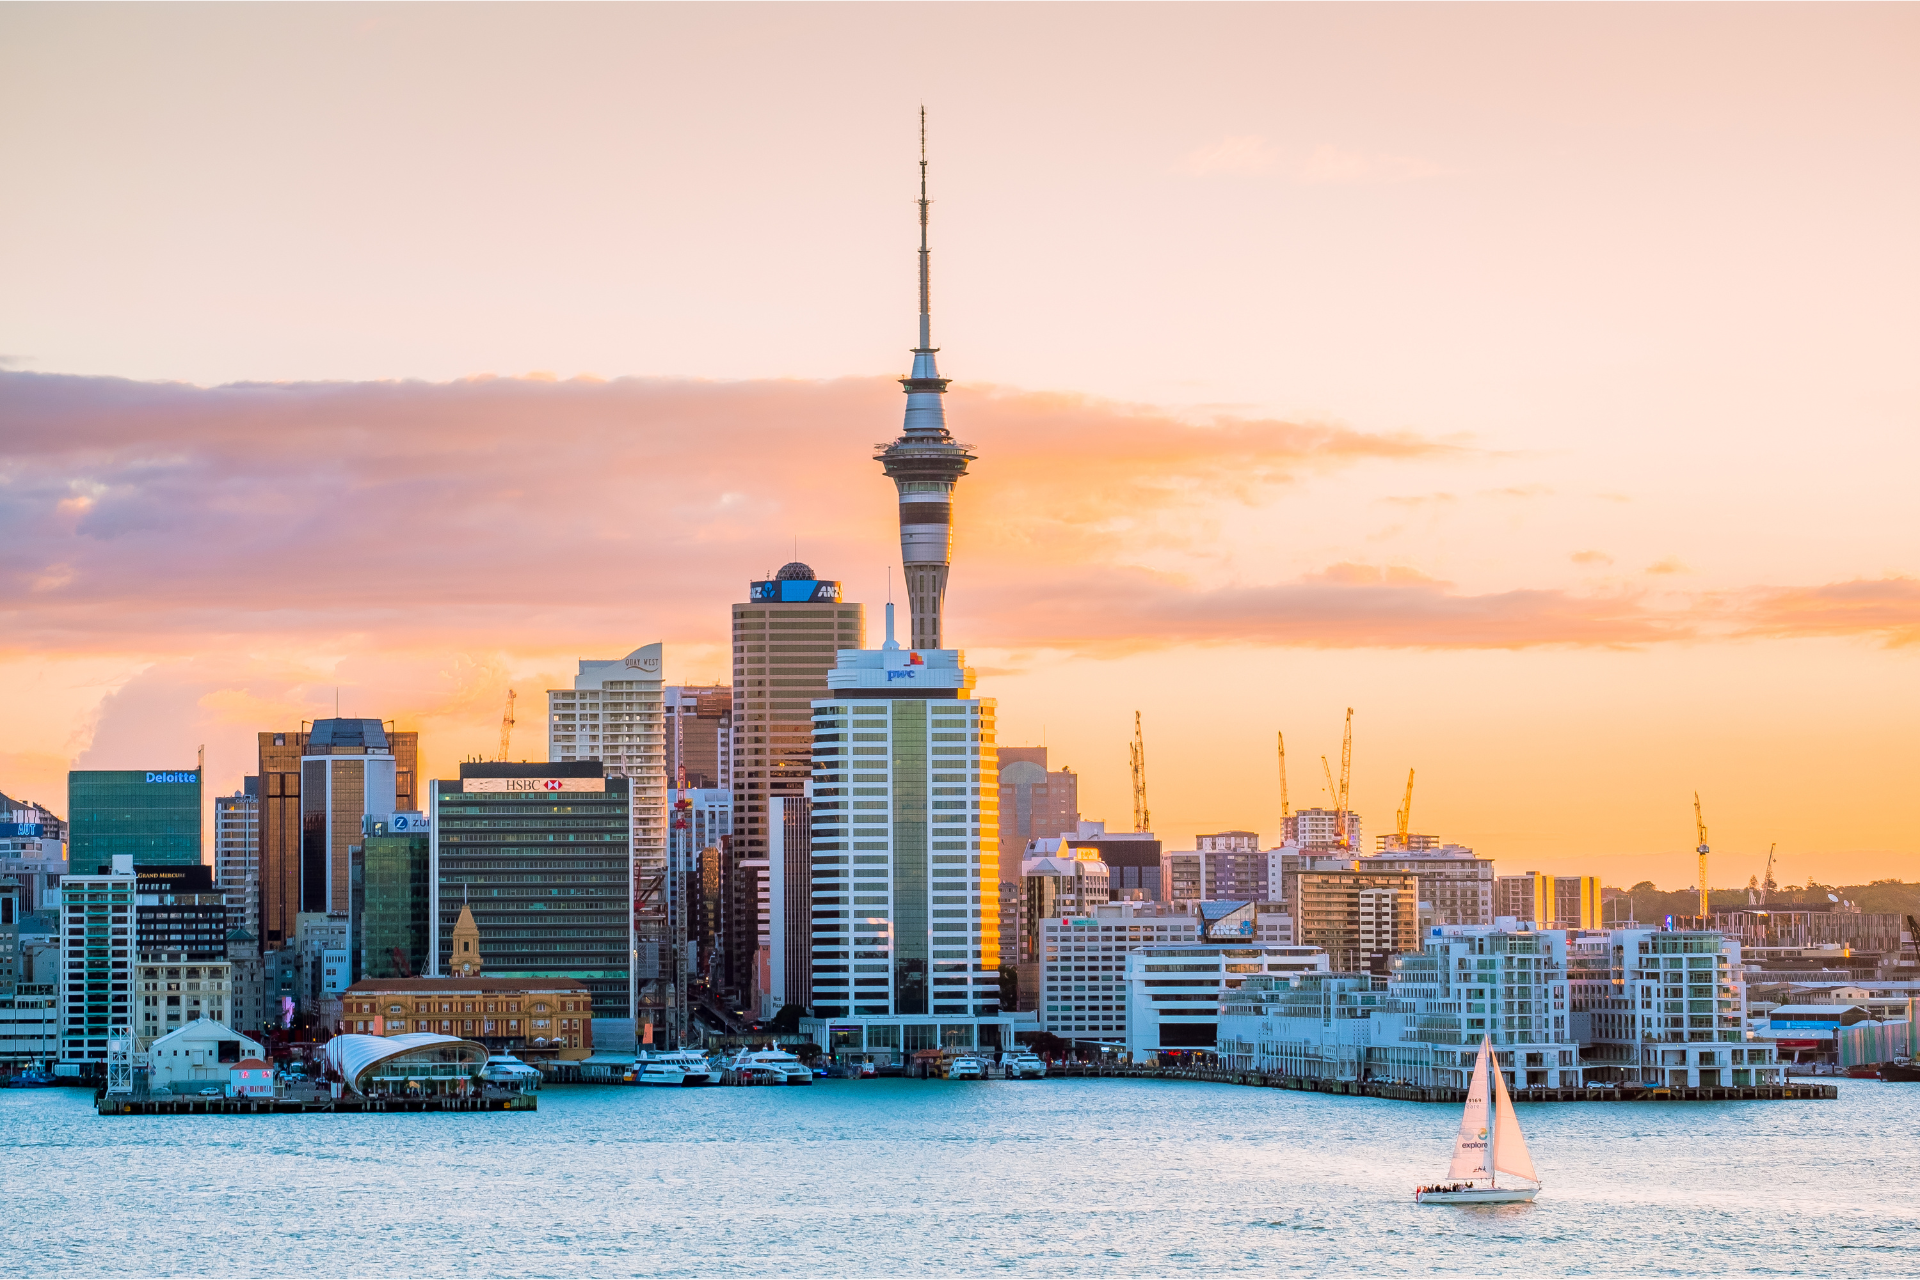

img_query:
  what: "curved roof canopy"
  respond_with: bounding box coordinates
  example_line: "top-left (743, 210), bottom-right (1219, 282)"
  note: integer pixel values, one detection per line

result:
top-left (322, 1033), bottom-right (487, 1094)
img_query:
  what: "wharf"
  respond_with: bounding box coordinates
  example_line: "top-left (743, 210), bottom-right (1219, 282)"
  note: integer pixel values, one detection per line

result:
top-left (95, 1088), bottom-right (536, 1116)
top-left (1042, 1063), bottom-right (1838, 1103)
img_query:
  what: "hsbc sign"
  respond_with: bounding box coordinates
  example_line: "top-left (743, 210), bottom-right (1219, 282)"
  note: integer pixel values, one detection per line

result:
top-left (463, 777), bottom-right (608, 793)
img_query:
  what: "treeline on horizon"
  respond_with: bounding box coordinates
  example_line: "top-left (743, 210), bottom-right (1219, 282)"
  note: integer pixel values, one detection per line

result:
top-left (1600, 879), bottom-right (1920, 920)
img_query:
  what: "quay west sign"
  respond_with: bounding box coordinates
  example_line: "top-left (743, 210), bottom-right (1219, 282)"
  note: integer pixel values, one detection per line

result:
top-left (462, 777), bottom-right (607, 793)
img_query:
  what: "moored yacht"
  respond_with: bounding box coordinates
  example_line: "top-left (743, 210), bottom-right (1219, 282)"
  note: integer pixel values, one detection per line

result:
top-left (1002, 1052), bottom-right (1047, 1079)
top-left (635, 1050), bottom-right (720, 1087)
top-left (479, 1053), bottom-right (543, 1091)
top-left (728, 1047), bottom-right (813, 1085)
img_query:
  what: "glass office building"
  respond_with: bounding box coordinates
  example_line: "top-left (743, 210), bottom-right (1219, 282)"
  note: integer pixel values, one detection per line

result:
top-left (68, 770), bottom-right (202, 871)
top-left (430, 763), bottom-right (632, 1021)
top-left (349, 823), bottom-right (431, 983)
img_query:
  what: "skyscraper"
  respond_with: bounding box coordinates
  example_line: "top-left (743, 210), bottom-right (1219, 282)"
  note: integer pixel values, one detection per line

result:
top-left (214, 779), bottom-right (260, 940)
top-left (257, 721), bottom-right (418, 949)
top-left (876, 116), bottom-right (974, 652)
top-left (731, 565), bottom-right (862, 1018)
top-left (805, 603), bottom-right (1011, 1053)
top-left (545, 644), bottom-right (667, 1037)
top-left (429, 762), bottom-right (633, 1025)
top-left (67, 769), bottom-right (202, 871)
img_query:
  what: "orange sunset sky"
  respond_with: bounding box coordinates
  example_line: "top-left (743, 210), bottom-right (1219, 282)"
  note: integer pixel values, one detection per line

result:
top-left (2, 4), bottom-right (1915, 891)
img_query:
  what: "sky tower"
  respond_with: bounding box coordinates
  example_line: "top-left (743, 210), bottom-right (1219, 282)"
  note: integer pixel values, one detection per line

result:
top-left (877, 110), bottom-right (975, 652)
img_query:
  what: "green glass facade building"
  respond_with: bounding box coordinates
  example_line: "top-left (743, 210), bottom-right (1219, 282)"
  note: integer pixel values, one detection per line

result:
top-left (349, 827), bottom-right (431, 983)
top-left (68, 770), bottom-right (202, 871)
top-left (430, 763), bottom-right (632, 1021)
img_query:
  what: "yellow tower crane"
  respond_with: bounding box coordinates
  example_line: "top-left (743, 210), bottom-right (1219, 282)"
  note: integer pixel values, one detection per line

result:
top-left (1692, 792), bottom-right (1710, 919)
top-left (1396, 768), bottom-right (1415, 849)
top-left (498, 689), bottom-right (517, 763)
top-left (1337, 707), bottom-right (1354, 850)
top-left (1277, 732), bottom-right (1291, 822)
top-left (1129, 711), bottom-right (1150, 833)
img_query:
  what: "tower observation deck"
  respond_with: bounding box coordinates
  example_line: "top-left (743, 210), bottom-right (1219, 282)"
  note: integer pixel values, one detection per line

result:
top-left (876, 110), bottom-right (975, 652)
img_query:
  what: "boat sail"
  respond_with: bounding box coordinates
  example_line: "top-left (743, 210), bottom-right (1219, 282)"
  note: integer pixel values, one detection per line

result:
top-left (1417, 1036), bottom-right (1541, 1205)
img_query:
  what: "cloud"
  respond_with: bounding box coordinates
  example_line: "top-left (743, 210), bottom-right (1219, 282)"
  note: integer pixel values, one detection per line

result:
top-left (975, 563), bottom-right (1682, 656)
top-left (2, 371), bottom-right (1912, 676)
top-left (0, 370), bottom-right (1446, 657)
top-left (1646, 557), bottom-right (1690, 575)
top-left (1736, 577), bottom-right (1920, 648)
top-left (1571, 550), bottom-right (1613, 566)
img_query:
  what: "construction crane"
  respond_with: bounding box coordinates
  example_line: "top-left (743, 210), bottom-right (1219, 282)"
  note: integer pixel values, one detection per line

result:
top-left (1395, 768), bottom-right (1415, 849)
top-left (1337, 707), bottom-right (1354, 850)
top-left (498, 689), bottom-right (517, 762)
top-left (1761, 842), bottom-right (1777, 905)
top-left (1277, 732), bottom-right (1291, 822)
top-left (1692, 792), bottom-right (1710, 919)
top-left (1129, 711), bottom-right (1150, 833)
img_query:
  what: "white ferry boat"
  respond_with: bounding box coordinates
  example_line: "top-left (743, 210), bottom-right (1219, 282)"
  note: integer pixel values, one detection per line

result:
top-left (635, 1050), bottom-right (720, 1087)
top-left (946, 1056), bottom-right (986, 1080)
top-left (1002, 1052), bottom-right (1047, 1079)
top-left (479, 1053), bottom-right (543, 1091)
top-left (728, 1047), bottom-right (814, 1085)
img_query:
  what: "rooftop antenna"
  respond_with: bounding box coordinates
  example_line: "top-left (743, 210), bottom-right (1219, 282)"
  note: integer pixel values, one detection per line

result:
top-left (918, 104), bottom-right (930, 351)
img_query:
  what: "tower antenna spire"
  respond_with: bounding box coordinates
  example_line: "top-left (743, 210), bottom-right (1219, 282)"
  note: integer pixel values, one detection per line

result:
top-left (917, 104), bottom-right (931, 352)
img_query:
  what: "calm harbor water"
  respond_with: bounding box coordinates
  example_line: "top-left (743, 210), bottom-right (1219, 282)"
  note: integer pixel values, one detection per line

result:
top-left (3, 1077), bottom-right (1915, 1276)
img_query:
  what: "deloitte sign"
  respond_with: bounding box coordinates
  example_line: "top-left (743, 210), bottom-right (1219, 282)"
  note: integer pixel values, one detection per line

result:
top-left (144, 772), bottom-right (198, 784)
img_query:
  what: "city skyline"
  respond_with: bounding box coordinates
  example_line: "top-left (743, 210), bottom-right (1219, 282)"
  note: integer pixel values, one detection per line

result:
top-left (3, 5), bottom-right (1917, 888)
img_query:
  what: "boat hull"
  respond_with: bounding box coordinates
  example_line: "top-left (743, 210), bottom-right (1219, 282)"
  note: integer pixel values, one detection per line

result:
top-left (1880, 1060), bottom-right (1920, 1082)
top-left (1417, 1187), bottom-right (1539, 1205)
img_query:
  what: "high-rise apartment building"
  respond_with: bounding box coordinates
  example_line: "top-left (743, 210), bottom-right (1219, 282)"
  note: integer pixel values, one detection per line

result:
top-left (257, 721), bottom-right (417, 949)
top-left (429, 762), bottom-right (633, 1024)
top-left (68, 769), bottom-right (202, 871)
top-left (1496, 873), bottom-right (1602, 931)
top-left (805, 607), bottom-right (1010, 1045)
top-left (214, 779), bottom-right (260, 940)
top-left (1363, 845), bottom-right (1495, 927)
top-left (57, 856), bottom-right (135, 1068)
top-left (545, 644), bottom-right (666, 1035)
top-left (1285, 807), bottom-right (1364, 853)
top-left (1164, 832), bottom-right (1269, 902)
top-left (666, 685), bottom-right (732, 790)
top-left (1292, 868), bottom-right (1419, 972)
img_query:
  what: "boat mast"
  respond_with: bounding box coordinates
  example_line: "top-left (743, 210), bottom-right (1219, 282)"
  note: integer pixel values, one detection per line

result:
top-left (1485, 1043), bottom-right (1498, 1188)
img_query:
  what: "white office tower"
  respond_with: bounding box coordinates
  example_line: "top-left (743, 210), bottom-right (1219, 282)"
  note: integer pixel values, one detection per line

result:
top-left (58, 855), bottom-right (136, 1070)
top-left (214, 785), bottom-right (260, 940)
top-left (802, 604), bottom-right (1029, 1061)
top-left (546, 642), bottom-right (667, 1034)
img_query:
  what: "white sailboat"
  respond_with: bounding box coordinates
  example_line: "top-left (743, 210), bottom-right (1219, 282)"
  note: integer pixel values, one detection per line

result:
top-left (1416, 1036), bottom-right (1541, 1205)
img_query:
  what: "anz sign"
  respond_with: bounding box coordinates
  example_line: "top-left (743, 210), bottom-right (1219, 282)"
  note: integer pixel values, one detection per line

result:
top-left (750, 579), bottom-right (841, 603)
